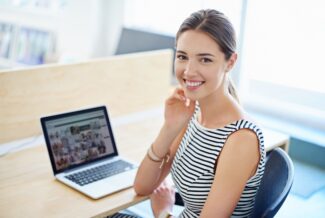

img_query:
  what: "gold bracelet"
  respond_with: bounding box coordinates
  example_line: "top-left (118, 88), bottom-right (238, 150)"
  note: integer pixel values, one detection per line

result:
top-left (147, 144), bottom-right (171, 169)
top-left (158, 210), bottom-right (174, 218)
top-left (148, 145), bottom-right (163, 161)
top-left (146, 151), bottom-right (161, 162)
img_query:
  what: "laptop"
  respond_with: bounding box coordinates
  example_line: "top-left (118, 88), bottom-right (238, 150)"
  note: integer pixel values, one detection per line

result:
top-left (40, 105), bottom-right (138, 199)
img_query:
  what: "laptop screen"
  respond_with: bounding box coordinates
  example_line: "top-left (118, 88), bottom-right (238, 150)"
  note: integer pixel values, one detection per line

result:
top-left (41, 106), bottom-right (118, 174)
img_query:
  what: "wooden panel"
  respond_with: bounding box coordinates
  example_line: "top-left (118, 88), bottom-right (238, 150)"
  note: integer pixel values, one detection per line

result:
top-left (0, 50), bottom-right (173, 143)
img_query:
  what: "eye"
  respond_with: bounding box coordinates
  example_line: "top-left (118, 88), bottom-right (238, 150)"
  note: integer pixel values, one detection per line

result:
top-left (176, 54), bottom-right (187, 61)
top-left (201, 57), bottom-right (212, 63)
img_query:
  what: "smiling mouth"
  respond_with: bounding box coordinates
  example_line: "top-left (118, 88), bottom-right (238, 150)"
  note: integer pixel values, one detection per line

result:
top-left (184, 80), bottom-right (205, 88)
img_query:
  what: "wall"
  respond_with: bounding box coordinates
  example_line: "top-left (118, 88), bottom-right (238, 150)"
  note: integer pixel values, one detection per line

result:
top-left (57, 0), bottom-right (124, 62)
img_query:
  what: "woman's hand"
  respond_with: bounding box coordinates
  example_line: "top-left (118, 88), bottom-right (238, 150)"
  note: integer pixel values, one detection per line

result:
top-left (164, 88), bottom-right (195, 132)
top-left (133, 89), bottom-right (193, 195)
top-left (150, 180), bottom-right (175, 218)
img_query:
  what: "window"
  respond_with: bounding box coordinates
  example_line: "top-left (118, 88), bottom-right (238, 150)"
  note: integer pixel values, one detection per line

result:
top-left (241, 0), bottom-right (325, 132)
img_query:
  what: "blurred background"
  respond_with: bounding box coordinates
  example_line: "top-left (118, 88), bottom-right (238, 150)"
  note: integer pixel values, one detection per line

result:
top-left (0, 0), bottom-right (324, 217)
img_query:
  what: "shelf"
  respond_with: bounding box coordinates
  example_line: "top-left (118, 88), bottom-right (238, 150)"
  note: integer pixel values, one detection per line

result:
top-left (0, 57), bottom-right (27, 69)
top-left (0, 5), bottom-right (58, 68)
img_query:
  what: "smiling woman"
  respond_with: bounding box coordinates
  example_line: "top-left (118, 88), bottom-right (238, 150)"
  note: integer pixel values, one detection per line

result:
top-left (131, 9), bottom-right (266, 218)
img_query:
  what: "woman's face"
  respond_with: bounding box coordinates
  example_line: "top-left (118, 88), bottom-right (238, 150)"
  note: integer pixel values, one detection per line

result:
top-left (175, 30), bottom-right (232, 101)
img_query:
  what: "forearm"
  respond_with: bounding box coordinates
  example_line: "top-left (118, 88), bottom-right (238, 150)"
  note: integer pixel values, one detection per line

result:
top-left (134, 123), bottom-right (179, 195)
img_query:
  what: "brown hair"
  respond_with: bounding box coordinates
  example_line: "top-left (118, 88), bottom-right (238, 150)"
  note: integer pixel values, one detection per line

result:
top-left (176, 9), bottom-right (239, 102)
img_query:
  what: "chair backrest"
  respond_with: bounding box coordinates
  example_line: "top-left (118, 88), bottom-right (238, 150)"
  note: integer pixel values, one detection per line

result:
top-left (251, 147), bottom-right (294, 218)
top-left (115, 27), bottom-right (175, 55)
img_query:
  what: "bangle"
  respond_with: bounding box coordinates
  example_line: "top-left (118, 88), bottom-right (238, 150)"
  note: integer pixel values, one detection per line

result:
top-left (158, 210), bottom-right (173, 218)
top-left (147, 144), bottom-right (171, 169)
top-left (148, 144), bottom-right (163, 161)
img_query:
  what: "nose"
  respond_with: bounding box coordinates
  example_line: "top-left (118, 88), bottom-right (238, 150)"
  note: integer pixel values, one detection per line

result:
top-left (184, 60), bottom-right (198, 77)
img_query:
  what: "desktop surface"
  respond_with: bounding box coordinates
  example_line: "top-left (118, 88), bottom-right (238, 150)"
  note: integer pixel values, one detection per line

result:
top-left (0, 109), bottom-right (289, 218)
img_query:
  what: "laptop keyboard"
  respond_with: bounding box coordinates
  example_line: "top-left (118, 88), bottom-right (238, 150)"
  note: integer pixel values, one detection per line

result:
top-left (65, 160), bottom-right (135, 186)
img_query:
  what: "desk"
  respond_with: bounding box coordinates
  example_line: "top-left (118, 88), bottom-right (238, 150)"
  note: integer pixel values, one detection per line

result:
top-left (0, 109), bottom-right (290, 218)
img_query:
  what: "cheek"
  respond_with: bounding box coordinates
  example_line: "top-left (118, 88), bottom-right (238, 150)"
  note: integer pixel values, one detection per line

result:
top-left (207, 70), bottom-right (225, 86)
top-left (215, 72), bottom-right (226, 86)
top-left (174, 63), bottom-right (184, 80)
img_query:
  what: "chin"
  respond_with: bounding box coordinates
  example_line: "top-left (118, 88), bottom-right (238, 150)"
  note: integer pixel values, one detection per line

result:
top-left (184, 91), bottom-right (199, 101)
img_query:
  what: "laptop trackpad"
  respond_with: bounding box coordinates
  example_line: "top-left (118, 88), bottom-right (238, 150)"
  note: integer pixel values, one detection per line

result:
top-left (83, 168), bottom-right (137, 198)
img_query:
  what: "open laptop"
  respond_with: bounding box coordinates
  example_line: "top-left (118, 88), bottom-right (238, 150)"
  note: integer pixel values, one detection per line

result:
top-left (40, 105), bottom-right (138, 199)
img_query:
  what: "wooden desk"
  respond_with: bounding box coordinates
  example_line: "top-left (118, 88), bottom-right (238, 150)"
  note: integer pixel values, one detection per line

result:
top-left (0, 110), bottom-right (289, 218)
top-left (0, 113), bottom-right (161, 218)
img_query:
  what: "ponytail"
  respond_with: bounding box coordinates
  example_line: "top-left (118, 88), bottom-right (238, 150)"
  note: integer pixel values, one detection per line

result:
top-left (227, 76), bottom-right (240, 103)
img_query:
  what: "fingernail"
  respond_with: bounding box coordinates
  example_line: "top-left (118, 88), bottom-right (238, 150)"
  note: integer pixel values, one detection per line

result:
top-left (185, 98), bottom-right (190, 107)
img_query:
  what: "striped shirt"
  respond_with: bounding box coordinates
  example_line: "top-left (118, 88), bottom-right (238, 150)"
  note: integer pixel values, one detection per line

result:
top-left (171, 108), bottom-right (266, 217)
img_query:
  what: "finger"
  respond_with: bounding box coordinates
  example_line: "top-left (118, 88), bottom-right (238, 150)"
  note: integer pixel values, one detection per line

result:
top-left (185, 98), bottom-right (195, 109)
top-left (174, 87), bottom-right (186, 98)
top-left (174, 86), bottom-right (184, 93)
top-left (185, 98), bottom-right (190, 107)
top-left (156, 187), bottom-right (163, 193)
top-left (175, 93), bottom-right (186, 101)
top-left (174, 88), bottom-right (194, 107)
top-left (166, 94), bottom-right (186, 105)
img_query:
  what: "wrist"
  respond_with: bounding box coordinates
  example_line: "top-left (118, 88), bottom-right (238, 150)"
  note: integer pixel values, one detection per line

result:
top-left (161, 122), bottom-right (182, 135)
top-left (153, 124), bottom-right (178, 155)
top-left (158, 210), bottom-right (174, 218)
top-left (158, 122), bottom-right (182, 144)
top-left (147, 144), bottom-right (170, 169)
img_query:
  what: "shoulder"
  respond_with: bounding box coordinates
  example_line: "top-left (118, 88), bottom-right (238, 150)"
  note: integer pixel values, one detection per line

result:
top-left (228, 118), bottom-right (262, 147)
top-left (228, 127), bottom-right (259, 148)
top-left (222, 121), bottom-right (261, 164)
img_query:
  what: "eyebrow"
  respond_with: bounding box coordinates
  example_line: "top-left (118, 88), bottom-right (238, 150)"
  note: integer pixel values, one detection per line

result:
top-left (176, 50), bottom-right (215, 57)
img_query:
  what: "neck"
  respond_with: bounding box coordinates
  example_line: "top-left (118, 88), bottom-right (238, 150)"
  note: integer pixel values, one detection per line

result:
top-left (198, 90), bottom-right (241, 128)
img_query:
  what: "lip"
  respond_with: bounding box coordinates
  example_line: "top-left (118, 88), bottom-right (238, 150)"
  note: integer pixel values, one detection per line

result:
top-left (184, 79), bottom-right (205, 91)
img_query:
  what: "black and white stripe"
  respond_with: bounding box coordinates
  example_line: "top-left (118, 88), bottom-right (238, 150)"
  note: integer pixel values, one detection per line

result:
top-left (171, 111), bottom-right (266, 218)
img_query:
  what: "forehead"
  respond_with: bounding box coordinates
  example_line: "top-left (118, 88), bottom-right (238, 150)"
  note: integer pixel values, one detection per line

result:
top-left (176, 30), bottom-right (223, 55)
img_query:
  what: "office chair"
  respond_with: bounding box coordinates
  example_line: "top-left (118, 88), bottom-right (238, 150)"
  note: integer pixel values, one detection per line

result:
top-left (250, 147), bottom-right (294, 218)
top-left (174, 147), bottom-right (294, 218)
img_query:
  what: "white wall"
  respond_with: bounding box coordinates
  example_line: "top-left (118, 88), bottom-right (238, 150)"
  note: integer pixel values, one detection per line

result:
top-left (101, 0), bottom-right (125, 56)
top-left (57, 0), bottom-right (124, 62)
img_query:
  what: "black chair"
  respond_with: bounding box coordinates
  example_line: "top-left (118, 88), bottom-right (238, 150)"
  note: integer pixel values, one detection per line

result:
top-left (250, 147), bottom-right (294, 218)
top-left (175, 147), bottom-right (294, 218)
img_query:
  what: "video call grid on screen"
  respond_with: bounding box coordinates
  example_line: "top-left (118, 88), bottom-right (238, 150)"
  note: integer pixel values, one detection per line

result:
top-left (44, 109), bottom-right (115, 171)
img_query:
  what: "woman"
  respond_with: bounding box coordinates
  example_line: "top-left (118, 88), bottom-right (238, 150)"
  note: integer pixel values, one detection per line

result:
top-left (134, 9), bottom-right (266, 218)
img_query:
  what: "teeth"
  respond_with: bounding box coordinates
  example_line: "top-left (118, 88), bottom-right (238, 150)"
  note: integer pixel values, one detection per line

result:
top-left (186, 81), bottom-right (203, 87)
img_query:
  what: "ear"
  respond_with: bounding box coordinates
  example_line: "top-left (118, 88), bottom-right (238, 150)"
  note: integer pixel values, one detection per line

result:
top-left (225, 53), bottom-right (237, 72)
